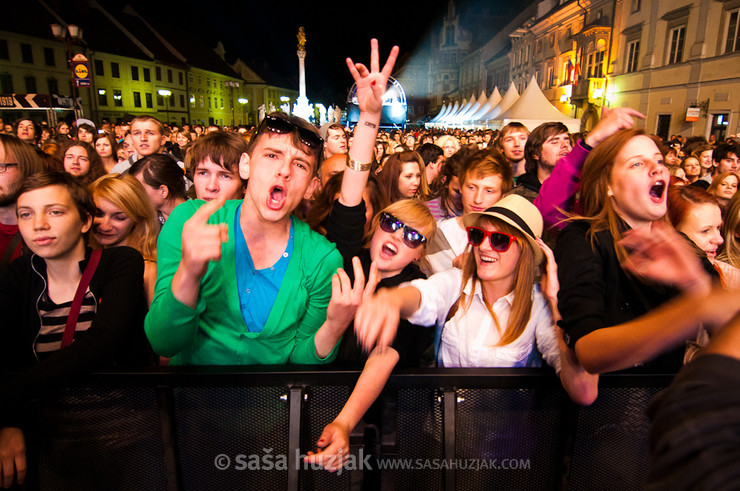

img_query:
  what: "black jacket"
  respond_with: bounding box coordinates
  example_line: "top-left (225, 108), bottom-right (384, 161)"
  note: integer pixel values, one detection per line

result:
top-left (326, 200), bottom-right (433, 368)
top-left (0, 246), bottom-right (150, 427)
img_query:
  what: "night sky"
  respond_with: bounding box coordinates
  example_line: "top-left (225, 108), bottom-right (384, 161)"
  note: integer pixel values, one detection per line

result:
top-left (122, 0), bottom-right (522, 105)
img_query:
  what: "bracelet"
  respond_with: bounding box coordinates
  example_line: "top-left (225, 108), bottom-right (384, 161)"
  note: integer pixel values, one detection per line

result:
top-left (346, 154), bottom-right (373, 172)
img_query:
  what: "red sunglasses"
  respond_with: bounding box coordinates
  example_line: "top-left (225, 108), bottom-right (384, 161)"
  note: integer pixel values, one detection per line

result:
top-left (466, 227), bottom-right (517, 252)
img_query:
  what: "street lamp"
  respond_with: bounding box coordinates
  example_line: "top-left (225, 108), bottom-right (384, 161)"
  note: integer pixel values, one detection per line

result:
top-left (225, 81), bottom-right (239, 126)
top-left (50, 23), bottom-right (84, 121)
top-left (158, 89), bottom-right (172, 125)
top-left (238, 97), bottom-right (248, 125)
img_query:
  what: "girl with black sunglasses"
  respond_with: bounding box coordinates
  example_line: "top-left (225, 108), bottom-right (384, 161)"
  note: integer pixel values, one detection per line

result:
top-left (354, 194), bottom-right (598, 405)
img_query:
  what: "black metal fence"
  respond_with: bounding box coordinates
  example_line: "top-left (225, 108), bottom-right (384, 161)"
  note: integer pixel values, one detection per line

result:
top-left (13, 367), bottom-right (672, 490)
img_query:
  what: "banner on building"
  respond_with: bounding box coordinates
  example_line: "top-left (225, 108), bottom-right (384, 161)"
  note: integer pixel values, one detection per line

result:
top-left (72, 54), bottom-right (91, 87)
top-left (0, 94), bottom-right (81, 109)
top-left (686, 107), bottom-right (700, 122)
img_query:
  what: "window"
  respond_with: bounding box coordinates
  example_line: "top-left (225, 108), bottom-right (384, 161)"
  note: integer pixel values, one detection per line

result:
top-left (98, 90), bottom-right (107, 106)
top-left (133, 91), bottom-right (141, 107)
top-left (145, 92), bottom-right (153, 108)
top-left (0, 40), bottom-right (8, 60)
top-left (667, 26), bottom-right (685, 64)
top-left (656, 114), bottom-right (671, 141)
top-left (25, 76), bottom-right (36, 93)
top-left (94, 60), bottom-right (104, 76)
top-left (167, 69), bottom-right (173, 83)
top-left (631, 0), bottom-right (641, 13)
top-left (189, 73), bottom-right (194, 84)
top-left (546, 66), bottom-right (554, 88)
top-left (47, 78), bottom-right (58, 94)
top-left (626, 40), bottom-right (640, 73)
top-left (190, 94), bottom-right (195, 107)
top-left (207, 78), bottom-right (210, 88)
top-left (445, 26), bottom-right (455, 45)
top-left (21, 44), bottom-right (33, 63)
top-left (111, 62), bottom-right (120, 78)
top-left (131, 66), bottom-right (139, 81)
top-left (143, 68), bottom-right (151, 82)
top-left (44, 47), bottom-right (55, 67)
top-left (156, 66), bottom-right (162, 81)
top-left (179, 72), bottom-right (183, 85)
top-left (113, 89), bottom-right (122, 107)
top-left (0, 74), bottom-right (12, 93)
top-left (726, 9), bottom-right (740, 53)
top-left (587, 50), bottom-right (605, 78)
top-left (179, 94), bottom-right (185, 107)
top-left (157, 95), bottom-right (164, 106)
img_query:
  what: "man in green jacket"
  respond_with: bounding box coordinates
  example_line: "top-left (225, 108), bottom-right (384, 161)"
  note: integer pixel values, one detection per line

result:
top-left (145, 112), bottom-right (358, 365)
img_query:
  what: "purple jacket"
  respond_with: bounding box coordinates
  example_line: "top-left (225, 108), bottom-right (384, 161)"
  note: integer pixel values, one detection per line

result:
top-left (534, 140), bottom-right (591, 232)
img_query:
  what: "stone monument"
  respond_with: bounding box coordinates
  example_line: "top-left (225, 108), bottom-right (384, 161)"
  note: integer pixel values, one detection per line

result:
top-left (292, 27), bottom-right (314, 121)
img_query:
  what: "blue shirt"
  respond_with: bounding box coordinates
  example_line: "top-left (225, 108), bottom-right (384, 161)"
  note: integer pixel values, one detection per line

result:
top-left (234, 204), bottom-right (294, 333)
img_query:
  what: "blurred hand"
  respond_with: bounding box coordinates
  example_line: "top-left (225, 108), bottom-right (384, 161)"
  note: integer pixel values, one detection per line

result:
top-left (585, 107), bottom-right (645, 148)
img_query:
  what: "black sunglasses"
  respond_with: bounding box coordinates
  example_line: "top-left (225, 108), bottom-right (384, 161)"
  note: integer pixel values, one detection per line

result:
top-left (379, 212), bottom-right (427, 249)
top-left (466, 227), bottom-right (517, 252)
top-left (259, 115), bottom-right (323, 149)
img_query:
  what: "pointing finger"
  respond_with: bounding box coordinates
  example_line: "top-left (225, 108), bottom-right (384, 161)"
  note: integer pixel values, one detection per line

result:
top-left (189, 194), bottom-right (227, 226)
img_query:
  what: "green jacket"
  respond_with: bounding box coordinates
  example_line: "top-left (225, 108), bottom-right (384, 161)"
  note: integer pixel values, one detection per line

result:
top-left (145, 200), bottom-right (342, 365)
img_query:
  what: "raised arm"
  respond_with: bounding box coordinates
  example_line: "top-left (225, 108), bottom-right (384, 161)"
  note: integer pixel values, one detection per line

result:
top-left (535, 107), bottom-right (645, 231)
top-left (339, 39), bottom-right (398, 207)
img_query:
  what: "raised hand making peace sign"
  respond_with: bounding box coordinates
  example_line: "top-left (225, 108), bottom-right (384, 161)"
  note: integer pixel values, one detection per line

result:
top-left (346, 39), bottom-right (399, 115)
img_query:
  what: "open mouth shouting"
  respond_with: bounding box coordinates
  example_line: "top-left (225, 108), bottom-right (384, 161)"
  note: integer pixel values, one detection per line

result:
top-left (267, 184), bottom-right (286, 210)
top-left (380, 241), bottom-right (398, 258)
top-left (649, 180), bottom-right (666, 202)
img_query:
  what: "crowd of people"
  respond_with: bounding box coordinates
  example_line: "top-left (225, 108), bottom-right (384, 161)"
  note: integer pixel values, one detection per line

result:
top-left (1, 39), bottom-right (740, 486)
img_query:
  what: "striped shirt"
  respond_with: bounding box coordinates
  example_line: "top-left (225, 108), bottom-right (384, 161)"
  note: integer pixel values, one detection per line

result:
top-left (36, 289), bottom-right (96, 354)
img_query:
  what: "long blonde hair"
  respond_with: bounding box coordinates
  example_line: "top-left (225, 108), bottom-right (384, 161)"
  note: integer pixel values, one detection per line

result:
top-left (89, 174), bottom-right (159, 261)
top-left (459, 216), bottom-right (535, 346)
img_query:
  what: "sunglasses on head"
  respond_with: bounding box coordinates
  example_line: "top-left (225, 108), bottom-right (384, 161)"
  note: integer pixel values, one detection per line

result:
top-left (379, 212), bottom-right (427, 249)
top-left (466, 227), bottom-right (517, 252)
top-left (259, 115), bottom-right (323, 149)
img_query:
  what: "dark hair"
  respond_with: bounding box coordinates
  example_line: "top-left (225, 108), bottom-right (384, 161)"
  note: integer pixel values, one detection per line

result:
top-left (61, 140), bottom-right (106, 185)
top-left (524, 122), bottom-right (569, 174)
top-left (247, 112), bottom-right (323, 175)
top-left (377, 150), bottom-right (427, 202)
top-left (14, 118), bottom-right (39, 143)
top-left (712, 143), bottom-right (739, 164)
top-left (129, 154), bottom-right (187, 200)
top-left (417, 143), bottom-right (444, 166)
top-left (75, 123), bottom-right (96, 139)
top-left (187, 130), bottom-right (248, 178)
top-left (18, 171), bottom-right (96, 226)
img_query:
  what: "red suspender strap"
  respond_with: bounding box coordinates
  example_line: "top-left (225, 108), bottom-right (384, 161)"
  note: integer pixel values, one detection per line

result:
top-left (61, 249), bottom-right (102, 348)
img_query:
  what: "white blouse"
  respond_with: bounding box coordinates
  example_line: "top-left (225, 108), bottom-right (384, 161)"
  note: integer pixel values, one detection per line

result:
top-left (406, 268), bottom-right (561, 371)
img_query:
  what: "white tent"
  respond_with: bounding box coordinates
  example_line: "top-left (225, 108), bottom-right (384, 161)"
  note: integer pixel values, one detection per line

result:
top-left (466, 87), bottom-right (501, 123)
top-left (458, 90), bottom-right (488, 123)
top-left (429, 103), bottom-right (448, 123)
top-left (450, 95), bottom-right (477, 124)
top-left (479, 82), bottom-right (520, 123)
top-left (494, 76), bottom-right (581, 133)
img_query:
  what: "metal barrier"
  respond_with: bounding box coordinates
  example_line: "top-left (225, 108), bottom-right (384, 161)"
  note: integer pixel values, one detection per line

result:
top-left (14, 367), bottom-right (673, 490)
